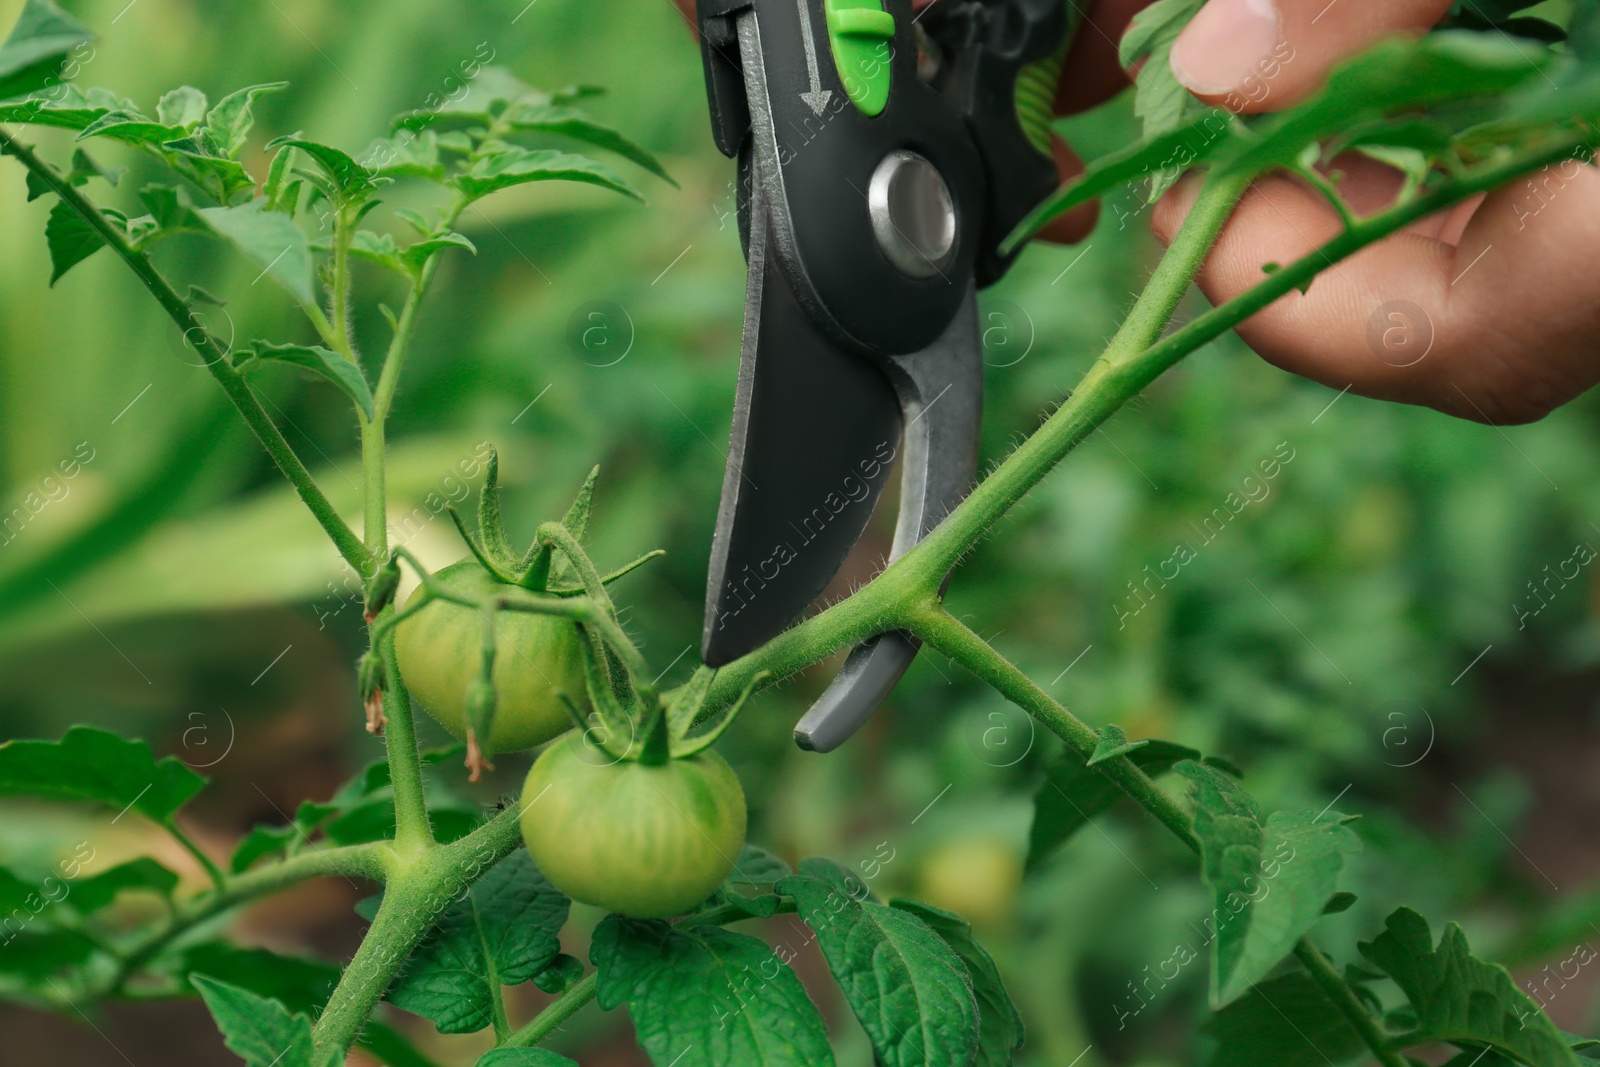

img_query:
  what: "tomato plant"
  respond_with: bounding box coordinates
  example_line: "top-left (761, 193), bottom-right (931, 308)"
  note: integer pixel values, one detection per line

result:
top-left (0, 0), bottom-right (1598, 1066)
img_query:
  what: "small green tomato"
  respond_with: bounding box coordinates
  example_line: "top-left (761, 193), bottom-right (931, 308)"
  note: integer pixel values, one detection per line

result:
top-left (520, 731), bottom-right (747, 918)
top-left (394, 560), bottom-right (585, 754)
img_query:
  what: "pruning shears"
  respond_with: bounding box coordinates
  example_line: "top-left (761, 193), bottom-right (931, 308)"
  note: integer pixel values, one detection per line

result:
top-left (694, 0), bottom-right (1075, 750)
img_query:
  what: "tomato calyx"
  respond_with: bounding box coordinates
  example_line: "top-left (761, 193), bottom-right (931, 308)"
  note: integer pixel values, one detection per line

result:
top-left (573, 659), bottom-right (771, 768)
top-left (446, 448), bottom-right (662, 596)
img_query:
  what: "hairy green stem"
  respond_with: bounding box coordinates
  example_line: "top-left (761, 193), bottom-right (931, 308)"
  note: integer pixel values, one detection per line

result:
top-left (911, 603), bottom-right (1198, 849)
top-left (312, 805), bottom-right (525, 1054)
top-left (373, 196), bottom-right (468, 422)
top-left (378, 610), bottom-right (433, 852)
top-left (0, 128), bottom-right (371, 574)
top-left (1295, 940), bottom-right (1409, 1067)
top-left (504, 971), bottom-right (598, 1049)
top-left (111, 843), bottom-right (389, 994)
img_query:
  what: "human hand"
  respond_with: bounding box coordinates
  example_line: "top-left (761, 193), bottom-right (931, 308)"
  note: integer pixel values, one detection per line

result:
top-left (1147, 0), bottom-right (1600, 425)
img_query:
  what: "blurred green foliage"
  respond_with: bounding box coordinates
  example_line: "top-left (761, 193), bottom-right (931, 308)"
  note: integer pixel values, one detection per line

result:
top-left (2, 0), bottom-right (1599, 1063)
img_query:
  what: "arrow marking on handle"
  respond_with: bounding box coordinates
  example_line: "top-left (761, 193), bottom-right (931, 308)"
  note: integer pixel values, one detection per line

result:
top-left (796, 0), bottom-right (833, 115)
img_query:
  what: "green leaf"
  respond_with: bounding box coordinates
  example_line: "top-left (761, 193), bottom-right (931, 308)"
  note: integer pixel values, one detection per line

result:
top-left (1007, 105), bottom-right (1237, 250)
top-left (235, 341), bottom-right (374, 420)
top-left (1201, 972), bottom-right (1365, 1067)
top-left (1026, 738), bottom-right (1199, 872)
top-left (506, 104), bottom-right (675, 186)
top-left (229, 801), bottom-right (337, 873)
top-left (0, 0), bottom-right (92, 103)
top-left (156, 86), bottom-right (208, 129)
top-left (0, 928), bottom-right (98, 977)
top-left (592, 915), bottom-right (836, 1067)
top-left (455, 146), bottom-right (643, 203)
top-left (530, 952), bottom-right (584, 995)
top-left (391, 66), bottom-right (545, 130)
top-left (67, 147), bottom-right (120, 187)
top-left (205, 82), bottom-right (287, 158)
top-left (229, 825), bottom-right (295, 874)
top-left (68, 857), bottom-right (178, 913)
top-left (1088, 723), bottom-right (1148, 765)
top-left (1570, 0), bottom-right (1600, 64)
top-left (45, 197), bottom-right (106, 284)
top-left (198, 198), bottom-right (315, 305)
top-left (193, 974), bottom-right (316, 1067)
top-left (160, 132), bottom-right (255, 201)
top-left (351, 229), bottom-right (476, 277)
top-left (403, 231), bottom-right (475, 271)
top-left (727, 843), bottom-right (792, 885)
top-left (1217, 32), bottom-right (1554, 178)
top-left (349, 230), bottom-right (406, 274)
top-left (1120, 0), bottom-right (1204, 168)
top-left (361, 129), bottom-right (446, 181)
top-left (1178, 761), bottom-right (1363, 1007)
top-left (1359, 907), bottom-right (1581, 1067)
top-left (266, 135), bottom-right (378, 201)
top-left (380, 849), bottom-right (569, 1034)
top-left (177, 943), bottom-right (340, 1016)
top-left (779, 860), bottom-right (977, 1067)
top-left (0, 726), bottom-right (205, 824)
top-left (139, 183), bottom-right (209, 235)
top-left (0, 84), bottom-right (125, 129)
top-left (477, 1051), bottom-right (579, 1067)
top-left (1323, 891), bottom-right (1358, 915)
top-left (892, 900), bottom-right (1024, 1067)
top-left (77, 110), bottom-right (186, 146)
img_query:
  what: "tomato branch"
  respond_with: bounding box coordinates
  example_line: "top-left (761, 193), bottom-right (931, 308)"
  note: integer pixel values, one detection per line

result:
top-left (312, 804), bottom-right (526, 1054)
top-left (108, 842), bottom-right (391, 996)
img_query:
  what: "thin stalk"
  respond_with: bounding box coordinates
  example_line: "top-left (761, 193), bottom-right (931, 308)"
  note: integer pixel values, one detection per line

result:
top-left (164, 822), bottom-right (227, 893)
top-left (0, 128), bottom-right (370, 574)
top-left (110, 843), bottom-right (389, 993)
top-left (475, 914), bottom-right (511, 1042)
top-left (910, 603), bottom-right (1197, 849)
top-left (330, 203), bottom-right (358, 362)
top-left (372, 195), bottom-right (469, 422)
top-left (504, 972), bottom-right (598, 1049)
top-left (378, 608), bottom-right (432, 852)
top-left (1295, 940), bottom-right (1409, 1067)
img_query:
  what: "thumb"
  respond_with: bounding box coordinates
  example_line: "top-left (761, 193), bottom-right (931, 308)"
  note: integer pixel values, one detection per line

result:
top-left (1168, 0), bottom-right (1456, 113)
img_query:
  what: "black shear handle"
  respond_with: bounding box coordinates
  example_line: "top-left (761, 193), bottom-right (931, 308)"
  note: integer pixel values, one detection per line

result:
top-left (922, 0), bottom-right (1072, 285)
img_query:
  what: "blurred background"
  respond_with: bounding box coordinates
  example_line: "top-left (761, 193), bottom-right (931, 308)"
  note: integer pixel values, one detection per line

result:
top-left (1, 0), bottom-right (1598, 1063)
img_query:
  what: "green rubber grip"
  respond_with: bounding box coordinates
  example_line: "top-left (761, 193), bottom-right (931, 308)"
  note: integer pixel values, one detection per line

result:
top-left (1014, 46), bottom-right (1065, 155)
top-left (1013, 2), bottom-right (1084, 156)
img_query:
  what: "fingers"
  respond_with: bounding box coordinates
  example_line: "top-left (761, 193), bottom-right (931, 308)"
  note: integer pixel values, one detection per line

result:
top-left (1151, 159), bottom-right (1600, 424)
top-left (1169, 0), bottom-right (1455, 112)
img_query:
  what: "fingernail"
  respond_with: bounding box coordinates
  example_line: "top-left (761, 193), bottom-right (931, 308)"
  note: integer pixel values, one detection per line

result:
top-left (1169, 0), bottom-right (1282, 96)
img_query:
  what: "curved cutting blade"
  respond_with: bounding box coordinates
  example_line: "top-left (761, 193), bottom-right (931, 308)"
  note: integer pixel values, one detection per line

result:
top-left (701, 197), bottom-right (903, 667)
top-left (793, 284), bottom-right (982, 751)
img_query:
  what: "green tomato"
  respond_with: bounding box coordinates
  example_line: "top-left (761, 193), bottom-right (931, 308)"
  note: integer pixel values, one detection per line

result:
top-left (394, 560), bottom-right (585, 754)
top-left (520, 732), bottom-right (747, 918)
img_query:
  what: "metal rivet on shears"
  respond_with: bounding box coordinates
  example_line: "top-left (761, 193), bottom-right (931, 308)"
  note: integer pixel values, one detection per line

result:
top-left (868, 149), bottom-right (957, 279)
